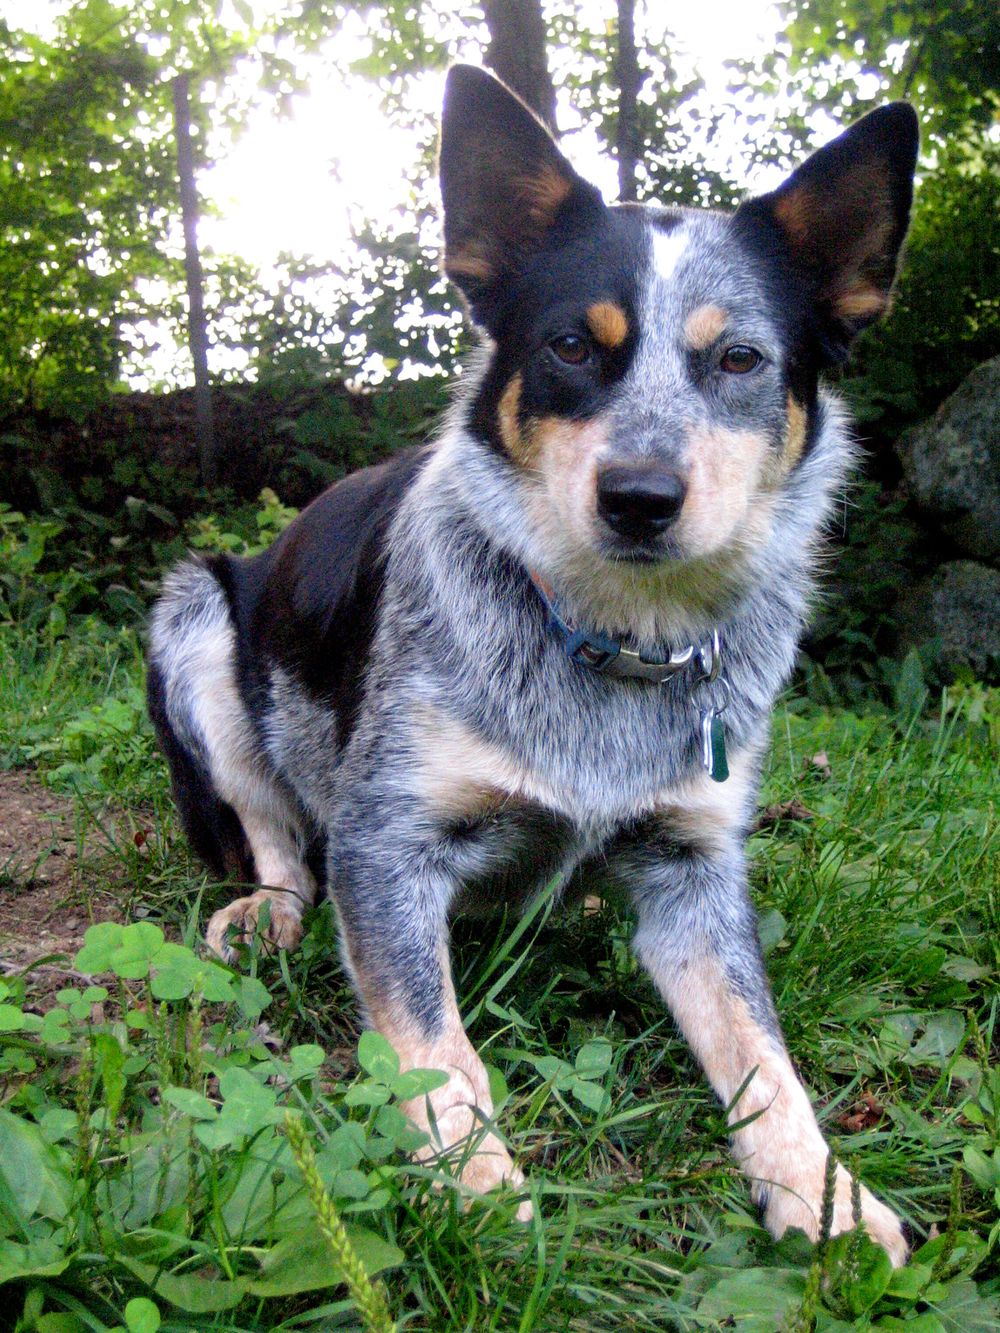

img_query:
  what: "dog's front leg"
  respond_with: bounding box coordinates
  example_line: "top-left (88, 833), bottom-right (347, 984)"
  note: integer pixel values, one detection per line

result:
top-left (625, 834), bottom-right (907, 1264)
top-left (331, 803), bottom-right (529, 1219)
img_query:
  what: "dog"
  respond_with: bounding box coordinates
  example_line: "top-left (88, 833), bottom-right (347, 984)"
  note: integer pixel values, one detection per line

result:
top-left (148, 65), bottom-right (917, 1261)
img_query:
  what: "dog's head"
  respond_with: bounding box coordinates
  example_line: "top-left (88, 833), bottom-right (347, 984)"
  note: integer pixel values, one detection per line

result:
top-left (439, 66), bottom-right (917, 611)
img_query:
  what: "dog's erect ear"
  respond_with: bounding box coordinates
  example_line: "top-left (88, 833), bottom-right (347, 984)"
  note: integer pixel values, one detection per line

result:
top-left (440, 65), bottom-right (604, 322)
top-left (741, 103), bottom-right (918, 358)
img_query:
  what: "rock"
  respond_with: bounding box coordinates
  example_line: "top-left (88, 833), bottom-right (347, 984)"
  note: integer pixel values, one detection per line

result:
top-left (896, 561), bottom-right (1000, 680)
top-left (896, 356), bottom-right (1000, 560)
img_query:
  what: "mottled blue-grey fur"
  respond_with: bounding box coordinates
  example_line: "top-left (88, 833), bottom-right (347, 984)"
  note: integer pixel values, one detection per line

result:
top-left (147, 67), bottom-right (916, 1257)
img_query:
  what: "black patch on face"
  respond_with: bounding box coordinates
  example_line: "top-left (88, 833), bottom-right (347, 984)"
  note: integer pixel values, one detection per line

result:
top-left (720, 206), bottom-right (822, 439)
top-left (468, 207), bottom-right (653, 457)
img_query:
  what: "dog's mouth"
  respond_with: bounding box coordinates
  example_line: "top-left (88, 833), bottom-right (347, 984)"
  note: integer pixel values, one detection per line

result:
top-left (598, 529), bottom-right (683, 565)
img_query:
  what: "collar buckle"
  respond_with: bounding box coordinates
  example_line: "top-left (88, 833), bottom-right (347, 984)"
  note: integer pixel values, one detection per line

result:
top-left (599, 643), bottom-right (695, 683)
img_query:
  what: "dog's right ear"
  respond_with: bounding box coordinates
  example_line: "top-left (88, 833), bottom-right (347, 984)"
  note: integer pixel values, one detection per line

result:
top-left (440, 65), bottom-right (604, 325)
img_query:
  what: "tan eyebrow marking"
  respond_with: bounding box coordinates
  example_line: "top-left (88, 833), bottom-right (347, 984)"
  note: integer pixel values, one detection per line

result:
top-left (684, 303), bottom-right (728, 350)
top-left (586, 301), bottom-right (629, 349)
top-left (834, 285), bottom-right (888, 320)
top-left (445, 246), bottom-right (494, 282)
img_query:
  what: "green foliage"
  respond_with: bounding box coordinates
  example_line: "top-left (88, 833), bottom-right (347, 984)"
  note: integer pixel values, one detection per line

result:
top-left (548, 7), bottom-right (742, 210)
top-left (0, 611), bottom-right (161, 804)
top-left (802, 481), bottom-right (930, 702)
top-left (2, 601), bottom-right (999, 1327)
top-left (780, 0), bottom-right (1000, 143)
top-left (0, 0), bottom-right (312, 413)
top-left (187, 486), bottom-right (299, 557)
top-left (0, 377), bottom-right (448, 647)
top-left (840, 140), bottom-right (1000, 440)
top-left (22, 685), bottom-right (149, 793)
top-left (0, 945), bottom-right (405, 1327)
top-left (284, 1110), bottom-right (398, 1333)
top-left (2, 0), bottom-right (996, 409)
top-left (0, 16), bottom-right (169, 414)
top-left (520, 1039), bottom-right (615, 1114)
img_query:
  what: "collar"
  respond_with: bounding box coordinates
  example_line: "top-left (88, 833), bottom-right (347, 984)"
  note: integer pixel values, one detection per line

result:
top-left (528, 569), bottom-right (731, 781)
top-left (529, 570), bottom-right (700, 684)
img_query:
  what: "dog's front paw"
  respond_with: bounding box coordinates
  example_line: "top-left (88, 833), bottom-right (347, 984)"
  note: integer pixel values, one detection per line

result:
top-left (441, 1120), bottom-right (533, 1223)
top-left (409, 1088), bottom-right (532, 1221)
top-left (762, 1161), bottom-right (908, 1267)
top-left (205, 890), bottom-right (304, 962)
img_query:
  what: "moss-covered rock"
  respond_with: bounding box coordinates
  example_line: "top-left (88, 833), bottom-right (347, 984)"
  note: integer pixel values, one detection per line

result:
top-left (896, 356), bottom-right (1000, 561)
top-left (896, 560), bottom-right (1000, 681)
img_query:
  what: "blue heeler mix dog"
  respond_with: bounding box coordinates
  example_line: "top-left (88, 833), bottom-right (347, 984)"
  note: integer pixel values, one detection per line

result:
top-left (148, 66), bottom-right (918, 1260)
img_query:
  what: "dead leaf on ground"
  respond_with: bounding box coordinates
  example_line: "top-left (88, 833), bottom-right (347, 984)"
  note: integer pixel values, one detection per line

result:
top-left (754, 798), bottom-right (816, 830)
top-left (834, 1091), bottom-right (886, 1133)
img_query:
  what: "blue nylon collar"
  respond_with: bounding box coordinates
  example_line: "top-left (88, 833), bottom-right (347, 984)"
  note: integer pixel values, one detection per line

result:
top-left (529, 572), bottom-right (699, 684)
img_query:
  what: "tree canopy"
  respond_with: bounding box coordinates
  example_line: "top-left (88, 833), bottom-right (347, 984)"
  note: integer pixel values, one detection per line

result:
top-left (0, 0), bottom-right (996, 426)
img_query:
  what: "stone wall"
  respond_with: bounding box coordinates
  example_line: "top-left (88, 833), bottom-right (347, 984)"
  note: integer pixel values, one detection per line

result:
top-left (894, 356), bottom-right (1000, 679)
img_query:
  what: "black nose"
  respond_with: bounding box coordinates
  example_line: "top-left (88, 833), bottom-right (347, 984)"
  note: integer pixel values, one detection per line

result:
top-left (596, 464), bottom-right (687, 540)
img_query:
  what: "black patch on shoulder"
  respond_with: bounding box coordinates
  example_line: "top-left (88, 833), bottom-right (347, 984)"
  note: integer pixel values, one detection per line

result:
top-left (214, 447), bottom-right (429, 746)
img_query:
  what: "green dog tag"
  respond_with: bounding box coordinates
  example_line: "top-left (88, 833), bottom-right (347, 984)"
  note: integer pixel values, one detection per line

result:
top-left (701, 710), bottom-right (729, 783)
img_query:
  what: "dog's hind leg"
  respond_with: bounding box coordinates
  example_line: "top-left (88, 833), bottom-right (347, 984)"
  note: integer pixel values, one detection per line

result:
top-left (148, 561), bottom-right (317, 960)
top-left (619, 808), bottom-right (908, 1266)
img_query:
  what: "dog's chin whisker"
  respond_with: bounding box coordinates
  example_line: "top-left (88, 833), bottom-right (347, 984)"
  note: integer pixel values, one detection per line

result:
top-left (146, 64), bottom-right (915, 1260)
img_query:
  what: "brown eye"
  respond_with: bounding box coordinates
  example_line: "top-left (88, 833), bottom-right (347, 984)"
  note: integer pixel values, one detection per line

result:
top-left (720, 344), bottom-right (762, 374)
top-left (549, 334), bottom-right (591, 366)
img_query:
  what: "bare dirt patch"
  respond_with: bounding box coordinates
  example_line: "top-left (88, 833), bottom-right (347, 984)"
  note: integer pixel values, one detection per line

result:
top-left (0, 768), bottom-right (124, 990)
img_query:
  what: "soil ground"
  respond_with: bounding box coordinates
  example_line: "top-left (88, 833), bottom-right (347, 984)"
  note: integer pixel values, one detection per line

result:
top-left (0, 769), bottom-right (124, 994)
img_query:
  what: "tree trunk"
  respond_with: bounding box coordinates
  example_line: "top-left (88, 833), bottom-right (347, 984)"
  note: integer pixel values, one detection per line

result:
top-left (615, 0), bottom-right (641, 202)
top-left (172, 72), bottom-right (216, 487)
top-left (482, 0), bottom-right (557, 132)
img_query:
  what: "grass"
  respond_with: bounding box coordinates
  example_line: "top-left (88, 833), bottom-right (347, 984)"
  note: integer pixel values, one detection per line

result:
top-left (0, 611), bottom-right (998, 1331)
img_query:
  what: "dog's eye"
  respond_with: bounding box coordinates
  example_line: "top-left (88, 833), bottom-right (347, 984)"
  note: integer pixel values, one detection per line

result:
top-left (720, 344), bottom-right (762, 374)
top-left (549, 334), bottom-right (591, 366)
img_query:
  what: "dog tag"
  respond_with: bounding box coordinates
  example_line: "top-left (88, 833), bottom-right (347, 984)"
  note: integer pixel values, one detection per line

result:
top-left (700, 709), bottom-right (729, 783)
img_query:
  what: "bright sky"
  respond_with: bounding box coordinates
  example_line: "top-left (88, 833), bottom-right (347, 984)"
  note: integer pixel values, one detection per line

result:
top-left (198, 2), bottom-right (786, 269)
top-left (9, 0), bottom-right (802, 382)
top-left (9, 0), bottom-right (788, 269)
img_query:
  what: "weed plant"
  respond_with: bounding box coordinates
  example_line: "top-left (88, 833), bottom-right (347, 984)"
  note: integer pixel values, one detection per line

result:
top-left (0, 607), bottom-right (997, 1330)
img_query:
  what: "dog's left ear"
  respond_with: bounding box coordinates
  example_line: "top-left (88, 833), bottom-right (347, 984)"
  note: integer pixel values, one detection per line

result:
top-left (440, 64), bottom-right (605, 326)
top-left (741, 103), bottom-right (918, 358)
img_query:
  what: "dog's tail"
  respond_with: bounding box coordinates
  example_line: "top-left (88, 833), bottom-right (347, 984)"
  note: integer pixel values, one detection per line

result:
top-left (146, 560), bottom-right (255, 883)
